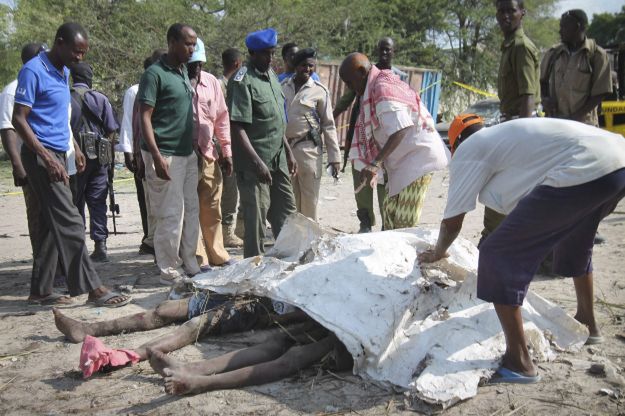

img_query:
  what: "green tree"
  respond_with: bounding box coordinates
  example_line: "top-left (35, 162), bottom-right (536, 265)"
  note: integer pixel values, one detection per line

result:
top-left (588, 7), bottom-right (625, 47)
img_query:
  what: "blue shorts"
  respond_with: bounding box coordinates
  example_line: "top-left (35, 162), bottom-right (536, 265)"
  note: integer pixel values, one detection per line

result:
top-left (187, 292), bottom-right (230, 320)
top-left (477, 168), bottom-right (625, 306)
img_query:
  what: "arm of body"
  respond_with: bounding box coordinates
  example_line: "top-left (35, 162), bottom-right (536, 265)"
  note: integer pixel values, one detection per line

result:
top-left (283, 135), bottom-right (297, 176)
top-left (13, 104), bottom-right (69, 184)
top-left (332, 89), bottom-right (356, 119)
top-left (139, 103), bottom-right (170, 180)
top-left (213, 78), bottom-right (233, 176)
top-left (318, 88), bottom-right (341, 177)
top-left (418, 213), bottom-right (466, 262)
top-left (0, 128), bottom-right (27, 186)
top-left (359, 125), bottom-right (411, 185)
top-left (231, 121), bottom-right (272, 184)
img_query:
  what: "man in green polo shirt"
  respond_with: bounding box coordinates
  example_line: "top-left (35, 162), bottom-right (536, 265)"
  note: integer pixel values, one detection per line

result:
top-left (227, 28), bottom-right (297, 258)
top-left (138, 23), bottom-right (201, 284)
top-left (484, 0), bottom-right (541, 242)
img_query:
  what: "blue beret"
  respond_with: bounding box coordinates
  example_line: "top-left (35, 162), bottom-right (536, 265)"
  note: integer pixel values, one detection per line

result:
top-left (245, 28), bottom-right (278, 51)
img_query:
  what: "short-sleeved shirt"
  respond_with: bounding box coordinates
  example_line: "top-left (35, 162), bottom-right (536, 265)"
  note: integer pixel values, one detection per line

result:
top-left (0, 79), bottom-right (18, 130)
top-left (116, 84), bottom-right (138, 153)
top-left (14, 51), bottom-right (71, 152)
top-left (371, 102), bottom-right (449, 197)
top-left (278, 71), bottom-right (320, 83)
top-left (498, 28), bottom-right (541, 117)
top-left (281, 76), bottom-right (341, 164)
top-left (227, 64), bottom-right (287, 171)
top-left (137, 56), bottom-right (194, 156)
top-left (540, 38), bottom-right (612, 126)
top-left (443, 118), bottom-right (625, 219)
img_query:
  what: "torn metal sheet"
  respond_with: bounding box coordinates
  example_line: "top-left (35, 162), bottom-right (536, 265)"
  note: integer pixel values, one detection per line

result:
top-left (194, 214), bottom-right (588, 407)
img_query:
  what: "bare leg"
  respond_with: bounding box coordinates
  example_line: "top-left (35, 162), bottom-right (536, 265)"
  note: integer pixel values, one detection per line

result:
top-left (149, 322), bottom-right (324, 376)
top-left (493, 304), bottom-right (537, 377)
top-left (163, 335), bottom-right (336, 395)
top-left (135, 312), bottom-right (213, 360)
top-left (53, 299), bottom-right (190, 343)
top-left (149, 332), bottom-right (293, 376)
top-left (572, 272), bottom-right (601, 337)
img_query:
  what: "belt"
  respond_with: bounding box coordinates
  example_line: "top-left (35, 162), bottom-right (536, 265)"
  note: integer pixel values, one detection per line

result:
top-left (288, 135), bottom-right (314, 148)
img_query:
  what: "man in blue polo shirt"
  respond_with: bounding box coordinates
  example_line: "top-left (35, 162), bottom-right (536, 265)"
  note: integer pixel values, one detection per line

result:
top-left (12, 22), bottom-right (130, 307)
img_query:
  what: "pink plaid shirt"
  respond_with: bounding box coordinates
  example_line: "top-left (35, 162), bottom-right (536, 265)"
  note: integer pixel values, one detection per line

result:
top-left (193, 71), bottom-right (231, 161)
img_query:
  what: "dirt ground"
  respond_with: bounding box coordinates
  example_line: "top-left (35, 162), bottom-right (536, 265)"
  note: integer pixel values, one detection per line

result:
top-left (0, 162), bottom-right (624, 415)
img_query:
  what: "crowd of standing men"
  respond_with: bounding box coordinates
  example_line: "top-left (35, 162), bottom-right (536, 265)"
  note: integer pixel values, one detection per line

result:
top-left (1, 0), bottom-right (624, 390)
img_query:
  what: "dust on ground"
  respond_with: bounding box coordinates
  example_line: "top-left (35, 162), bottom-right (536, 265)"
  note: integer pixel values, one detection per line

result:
top-left (0, 161), bottom-right (624, 415)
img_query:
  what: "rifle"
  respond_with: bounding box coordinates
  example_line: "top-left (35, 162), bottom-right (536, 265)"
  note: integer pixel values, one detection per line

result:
top-left (106, 138), bottom-right (119, 235)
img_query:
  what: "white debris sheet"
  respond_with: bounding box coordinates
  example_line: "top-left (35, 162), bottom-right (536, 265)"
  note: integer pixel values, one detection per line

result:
top-left (193, 215), bottom-right (588, 408)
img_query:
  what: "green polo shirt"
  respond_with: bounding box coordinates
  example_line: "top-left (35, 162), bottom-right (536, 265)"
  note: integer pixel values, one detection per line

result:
top-left (137, 56), bottom-right (194, 156)
top-left (227, 63), bottom-right (287, 171)
top-left (497, 27), bottom-right (541, 117)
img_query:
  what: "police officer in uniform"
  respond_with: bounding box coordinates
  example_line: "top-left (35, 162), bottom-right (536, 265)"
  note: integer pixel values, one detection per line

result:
top-left (281, 48), bottom-right (340, 221)
top-left (226, 28), bottom-right (297, 258)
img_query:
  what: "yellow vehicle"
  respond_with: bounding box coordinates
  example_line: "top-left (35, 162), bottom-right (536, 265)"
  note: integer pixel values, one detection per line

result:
top-left (599, 44), bottom-right (624, 136)
top-left (601, 101), bottom-right (625, 136)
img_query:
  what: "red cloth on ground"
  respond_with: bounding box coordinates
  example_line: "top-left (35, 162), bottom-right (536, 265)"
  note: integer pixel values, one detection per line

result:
top-left (79, 335), bottom-right (141, 378)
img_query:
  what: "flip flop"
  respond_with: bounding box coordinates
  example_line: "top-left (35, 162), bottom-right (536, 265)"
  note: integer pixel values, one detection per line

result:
top-left (28, 293), bottom-right (73, 306)
top-left (586, 335), bottom-right (604, 345)
top-left (488, 366), bottom-right (541, 384)
top-left (87, 291), bottom-right (132, 308)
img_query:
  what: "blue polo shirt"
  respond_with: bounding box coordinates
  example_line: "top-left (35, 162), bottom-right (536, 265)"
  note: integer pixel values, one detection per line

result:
top-left (15, 52), bottom-right (71, 152)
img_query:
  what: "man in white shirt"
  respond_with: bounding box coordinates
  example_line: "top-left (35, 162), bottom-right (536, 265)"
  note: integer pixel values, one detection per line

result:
top-left (339, 53), bottom-right (448, 229)
top-left (419, 115), bottom-right (625, 383)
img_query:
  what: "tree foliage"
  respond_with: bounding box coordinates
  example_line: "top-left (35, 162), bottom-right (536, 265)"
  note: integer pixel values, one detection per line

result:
top-left (1, 0), bottom-right (561, 116)
top-left (588, 6), bottom-right (625, 48)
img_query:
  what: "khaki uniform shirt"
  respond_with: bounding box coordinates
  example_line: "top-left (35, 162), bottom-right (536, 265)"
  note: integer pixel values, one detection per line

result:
top-left (540, 38), bottom-right (612, 126)
top-left (281, 77), bottom-right (341, 165)
top-left (498, 27), bottom-right (541, 117)
top-left (227, 64), bottom-right (287, 172)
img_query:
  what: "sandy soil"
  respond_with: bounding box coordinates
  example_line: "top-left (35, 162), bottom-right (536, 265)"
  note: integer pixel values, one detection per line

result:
top-left (0, 165), bottom-right (624, 415)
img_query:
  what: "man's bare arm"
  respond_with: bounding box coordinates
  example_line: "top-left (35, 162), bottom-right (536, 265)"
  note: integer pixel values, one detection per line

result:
top-left (231, 121), bottom-right (272, 184)
top-left (0, 128), bottom-right (27, 186)
top-left (418, 213), bottom-right (466, 263)
top-left (282, 136), bottom-right (297, 176)
top-left (359, 126), bottom-right (410, 184)
top-left (139, 103), bottom-right (170, 180)
top-left (12, 103), bottom-right (68, 184)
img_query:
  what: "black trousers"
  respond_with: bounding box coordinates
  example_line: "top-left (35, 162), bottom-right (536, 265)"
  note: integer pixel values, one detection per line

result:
top-left (21, 147), bottom-right (102, 297)
top-left (134, 172), bottom-right (149, 243)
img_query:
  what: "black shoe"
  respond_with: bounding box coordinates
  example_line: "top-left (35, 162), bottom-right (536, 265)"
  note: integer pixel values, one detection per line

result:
top-left (356, 209), bottom-right (372, 233)
top-left (90, 240), bottom-right (109, 262)
top-left (594, 234), bottom-right (606, 245)
top-left (139, 242), bottom-right (155, 255)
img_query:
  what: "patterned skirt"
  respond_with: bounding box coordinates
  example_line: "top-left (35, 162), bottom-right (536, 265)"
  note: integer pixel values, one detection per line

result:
top-left (382, 173), bottom-right (432, 230)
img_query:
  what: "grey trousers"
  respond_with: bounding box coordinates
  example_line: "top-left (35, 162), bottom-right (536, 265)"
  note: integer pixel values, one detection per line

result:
top-left (21, 147), bottom-right (102, 297)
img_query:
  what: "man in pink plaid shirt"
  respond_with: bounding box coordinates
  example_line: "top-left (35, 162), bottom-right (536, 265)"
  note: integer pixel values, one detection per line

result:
top-left (188, 39), bottom-right (234, 268)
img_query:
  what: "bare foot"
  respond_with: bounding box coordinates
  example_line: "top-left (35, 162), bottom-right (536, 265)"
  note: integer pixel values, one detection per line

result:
top-left (163, 368), bottom-right (196, 395)
top-left (574, 313), bottom-right (601, 338)
top-left (147, 349), bottom-right (182, 376)
top-left (501, 352), bottom-right (537, 377)
top-left (52, 308), bottom-right (93, 343)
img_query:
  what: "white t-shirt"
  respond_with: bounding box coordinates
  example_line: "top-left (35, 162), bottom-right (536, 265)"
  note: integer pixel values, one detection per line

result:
top-left (444, 118), bottom-right (625, 219)
top-left (0, 79), bottom-right (76, 175)
top-left (373, 101), bottom-right (449, 196)
top-left (115, 84), bottom-right (138, 153)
